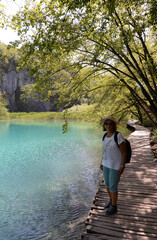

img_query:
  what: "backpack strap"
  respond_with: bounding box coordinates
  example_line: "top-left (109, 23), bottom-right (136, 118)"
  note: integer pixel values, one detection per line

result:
top-left (102, 132), bottom-right (107, 141)
top-left (102, 131), bottom-right (119, 144)
top-left (114, 131), bottom-right (119, 147)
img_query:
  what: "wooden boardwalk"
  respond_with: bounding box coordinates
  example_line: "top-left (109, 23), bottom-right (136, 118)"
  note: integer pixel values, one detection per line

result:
top-left (81, 122), bottom-right (157, 240)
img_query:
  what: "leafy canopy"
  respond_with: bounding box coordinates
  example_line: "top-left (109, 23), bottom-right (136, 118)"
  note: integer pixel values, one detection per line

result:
top-left (9, 0), bottom-right (157, 126)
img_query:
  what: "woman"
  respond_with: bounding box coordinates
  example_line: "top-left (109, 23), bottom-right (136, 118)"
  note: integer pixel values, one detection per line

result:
top-left (100, 115), bottom-right (127, 216)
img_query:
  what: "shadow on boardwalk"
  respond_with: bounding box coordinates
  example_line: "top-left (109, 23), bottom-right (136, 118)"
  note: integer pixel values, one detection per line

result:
top-left (81, 121), bottom-right (157, 240)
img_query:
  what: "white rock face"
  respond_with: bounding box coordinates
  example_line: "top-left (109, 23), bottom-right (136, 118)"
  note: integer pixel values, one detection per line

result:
top-left (2, 69), bottom-right (31, 93)
top-left (0, 69), bottom-right (55, 112)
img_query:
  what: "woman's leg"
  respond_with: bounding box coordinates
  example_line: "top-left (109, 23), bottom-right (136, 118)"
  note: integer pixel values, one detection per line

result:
top-left (110, 192), bottom-right (118, 206)
top-left (103, 166), bottom-right (109, 193)
top-left (105, 188), bottom-right (118, 206)
top-left (103, 167), bottom-right (112, 202)
top-left (106, 187), bottom-right (112, 199)
top-left (109, 169), bottom-right (120, 206)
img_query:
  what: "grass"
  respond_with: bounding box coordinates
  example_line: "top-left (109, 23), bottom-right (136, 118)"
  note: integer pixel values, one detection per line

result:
top-left (3, 111), bottom-right (87, 121)
top-left (0, 104), bottom-right (95, 122)
top-left (5, 112), bottom-right (65, 120)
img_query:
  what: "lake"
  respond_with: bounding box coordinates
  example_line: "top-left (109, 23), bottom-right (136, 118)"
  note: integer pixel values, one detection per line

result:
top-left (0, 120), bottom-right (102, 240)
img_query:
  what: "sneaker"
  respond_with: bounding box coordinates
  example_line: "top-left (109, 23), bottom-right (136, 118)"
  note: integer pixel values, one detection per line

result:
top-left (105, 205), bottom-right (117, 216)
top-left (104, 199), bottom-right (112, 209)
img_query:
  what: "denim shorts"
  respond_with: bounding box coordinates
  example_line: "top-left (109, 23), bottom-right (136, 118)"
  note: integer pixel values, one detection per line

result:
top-left (103, 166), bottom-right (120, 192)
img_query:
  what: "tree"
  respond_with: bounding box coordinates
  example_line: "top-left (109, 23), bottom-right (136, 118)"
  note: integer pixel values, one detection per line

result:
top-left (0, 92), bottom-right (8, 117)
top-left (11, 0), bottom-right (157, 126)
top-left (0, 2), bottom-right (7, 29)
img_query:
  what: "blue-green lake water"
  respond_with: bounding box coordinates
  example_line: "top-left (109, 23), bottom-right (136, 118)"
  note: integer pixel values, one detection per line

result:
top-left (0, 121), bottom-right (102, 240)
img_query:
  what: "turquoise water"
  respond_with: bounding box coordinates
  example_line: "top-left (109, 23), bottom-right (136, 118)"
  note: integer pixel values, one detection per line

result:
top-left (0, 121), bottom-right (102, 240)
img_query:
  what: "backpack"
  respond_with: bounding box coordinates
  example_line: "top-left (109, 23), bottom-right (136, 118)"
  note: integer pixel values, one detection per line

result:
top-left (102, 131), bottom-right (132, 163)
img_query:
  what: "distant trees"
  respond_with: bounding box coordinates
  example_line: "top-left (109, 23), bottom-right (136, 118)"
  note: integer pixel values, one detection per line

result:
top-left (0, 43), bottom-right (18, 114)
top-left (0, 42), bottom-right (80, 112)
top-left (9, 0), bottom-right (157, 126)
top-left (0, 92), bottom-right (8, 117)
top-left (0, 2), bottom-right (6, 29)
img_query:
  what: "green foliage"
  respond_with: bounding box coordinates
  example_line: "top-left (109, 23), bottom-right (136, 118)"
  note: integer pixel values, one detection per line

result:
top-left (6, 111), bottom-right (64, 120)
top-left (0, 3), bottom-right (7, 28)
top-left (0, 92), bottom-right (8, 117)
top-left (4, 104), bottom-right (97, 122)
top-left (62, 110), bottom-right (68, 133)
top-left (149, 0), bottom-right (157, 27)
top-left (9, 0), bottom-right (157, 126)
top-left (0, 43), bottom-right (19, 60)
top-left (68, 103), bottom-right (98, 122)
top-left (3, 107), bottom-right (97, 132)
top-left (0, 42), bottom-right (20, 76)
top-left (154, 128), bottom-right (157, 138)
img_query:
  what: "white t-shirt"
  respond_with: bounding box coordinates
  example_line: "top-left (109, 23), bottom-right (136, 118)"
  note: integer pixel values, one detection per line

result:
top-left (102, 132), bottom-right (125, 170)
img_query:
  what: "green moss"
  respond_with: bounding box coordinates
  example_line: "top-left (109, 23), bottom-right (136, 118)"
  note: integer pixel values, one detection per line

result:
top-left (153, 128), bottom-right (157, 138)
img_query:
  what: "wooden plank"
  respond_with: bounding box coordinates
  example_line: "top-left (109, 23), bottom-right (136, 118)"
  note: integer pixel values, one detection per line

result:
top-left (114, 186), bottom-right (156, 193)
top-left (86, 218), bottom-right (157, 235)
top-left (89, 208), bottom-right (157, 222)
top-left (82, 231), bottom-right (156, 240)
top-left (86, 215), bottom-right (157, 232)
top-left (86, 225), bottom-right (157, 239)
top-left (93, 199), bottom-right (157, 208)
top-left (81, 232), bottom-right (117, 240)
top-left (92, 202), bottom-right (157, 211)
top-left (98, 185), bottom-right (157, 192)
top-left (95, 193), bottom-right (157, 201)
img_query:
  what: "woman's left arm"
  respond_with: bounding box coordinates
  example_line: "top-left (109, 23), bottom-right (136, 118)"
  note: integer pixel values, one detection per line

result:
top-left (118, 141), bottom-right (127, 175)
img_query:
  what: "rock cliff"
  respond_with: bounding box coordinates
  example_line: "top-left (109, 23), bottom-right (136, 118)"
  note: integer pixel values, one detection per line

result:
top-left (0, 59), bottom-right (57, 112)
